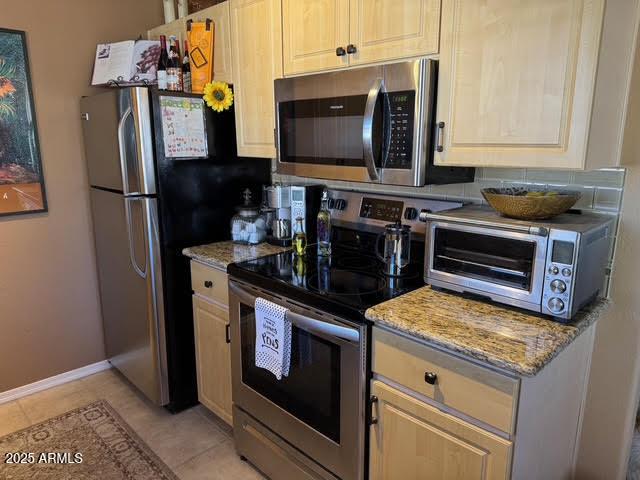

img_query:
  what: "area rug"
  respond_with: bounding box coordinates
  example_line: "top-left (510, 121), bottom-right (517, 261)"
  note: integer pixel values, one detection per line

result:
top-left (0, 400), bottom-right (178, 480)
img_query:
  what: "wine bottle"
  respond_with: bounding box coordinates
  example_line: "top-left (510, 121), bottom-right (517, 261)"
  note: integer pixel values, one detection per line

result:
top-left (157, 35), bottom-right (169, 90)
top-left (182, 40), bottom-right (192, 93)
top-left (166, 36), bottom-right (183, 92)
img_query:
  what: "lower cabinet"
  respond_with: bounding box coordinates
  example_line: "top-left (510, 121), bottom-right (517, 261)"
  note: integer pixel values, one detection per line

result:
top-left (369, 380), bottom-right (512, 480)
top-left (192, 294), bottom-right (233, 425)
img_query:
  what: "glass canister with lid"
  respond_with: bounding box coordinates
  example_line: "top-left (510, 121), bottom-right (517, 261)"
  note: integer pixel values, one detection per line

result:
top-left (231, 189), bottom-right (267, 245)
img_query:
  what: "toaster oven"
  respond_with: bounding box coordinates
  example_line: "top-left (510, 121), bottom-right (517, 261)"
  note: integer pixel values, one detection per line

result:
top-left (424, 205), bottom-right (614, 320)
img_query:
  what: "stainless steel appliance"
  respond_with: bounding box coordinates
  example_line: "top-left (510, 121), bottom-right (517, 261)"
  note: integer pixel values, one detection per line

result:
top-left (377, 222), bottom-right (412, 276)
top-left (81, 87), bottom-right (270, 410)
top-left (274, 59), bottom-right (474, 187)
top-left (266, 184), bottom-right (324, 245)
top-left (266, 184), bottom-right (292, 246)
top-left (424, 205), bottom-right (615, 319)
top-left (227, 190), bottom-right (462, 480)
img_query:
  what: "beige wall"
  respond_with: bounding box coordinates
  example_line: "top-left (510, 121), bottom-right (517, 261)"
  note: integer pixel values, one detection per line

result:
top-left (576, 9), bottom-right (640, 478)
top-left (0, 0), bottom-right (163, 392)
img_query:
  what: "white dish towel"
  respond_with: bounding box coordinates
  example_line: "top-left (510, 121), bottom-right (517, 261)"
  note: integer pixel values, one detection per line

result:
top-left (255, 297), bottom-right (292, 380)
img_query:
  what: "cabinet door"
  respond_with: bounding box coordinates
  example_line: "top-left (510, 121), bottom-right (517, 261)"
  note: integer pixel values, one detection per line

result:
top-left (369, 381), bottom-right (512, 480)
top-left (193, 295), bottom-right (233, 425)
top-left (349, 0), bottom-right (440, 66)
top-left (207, 2), bottom-right (234, 83)
top-left (435, 0), bottom-right (605, 169)
top-left (230, 0), bottom-right (282, 158)
top-left (282, 0), bottom-right (350, 75)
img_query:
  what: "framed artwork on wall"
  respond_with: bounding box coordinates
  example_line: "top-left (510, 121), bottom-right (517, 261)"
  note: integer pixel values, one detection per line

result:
top-left (0, 28), bottom-right (47, 217)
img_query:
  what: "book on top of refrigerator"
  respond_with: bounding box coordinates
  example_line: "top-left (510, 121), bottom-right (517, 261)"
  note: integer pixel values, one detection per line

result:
top-left (91, 40), bottom-right (161, 86)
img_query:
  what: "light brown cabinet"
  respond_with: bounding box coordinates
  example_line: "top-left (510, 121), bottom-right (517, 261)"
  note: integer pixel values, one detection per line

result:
top-left (148, 1), bottom-right (233, 83)
top-left (190, 261), bottom-right (233, 425)
top-left (372, 324), bottom-right (598, 479)
top-left (434, 0), bottom-right (637, 169)
top-left (369, 380), bottom-right (512, 480)
top-left (281, 0), bottom-right (349, 75)
top-left (230, 0), bottom-right (283, 158)
top-left (192, 295), bottom-right (232, 424)
top-left (282, 0), bottom-right (440, 76)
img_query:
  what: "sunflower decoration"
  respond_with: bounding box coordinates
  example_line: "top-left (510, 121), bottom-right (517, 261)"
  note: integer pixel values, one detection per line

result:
top-left (203, 81), bottom-right (234, 113)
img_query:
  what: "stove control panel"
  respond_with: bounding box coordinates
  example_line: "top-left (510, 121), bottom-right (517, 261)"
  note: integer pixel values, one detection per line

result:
top-left (328, 190), bottom-right (464, 236)
top-left (359, 197), bottom-right (404, 222)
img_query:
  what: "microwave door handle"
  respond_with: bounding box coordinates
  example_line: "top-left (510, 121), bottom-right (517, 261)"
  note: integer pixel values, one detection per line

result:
top-left (229, 283), bottom-right (360, 343)
top-left (363, 78), bottom-right (383, 182)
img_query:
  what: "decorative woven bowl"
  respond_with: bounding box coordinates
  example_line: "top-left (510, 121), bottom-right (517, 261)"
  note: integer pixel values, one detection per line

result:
top-left (481, 187), bottom-right (581, 220)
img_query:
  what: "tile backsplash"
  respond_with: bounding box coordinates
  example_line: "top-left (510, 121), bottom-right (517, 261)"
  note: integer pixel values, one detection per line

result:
top-left (273, 166), bottom-right (627, 215)
top-left (273, 165), bottom-right (626, 296)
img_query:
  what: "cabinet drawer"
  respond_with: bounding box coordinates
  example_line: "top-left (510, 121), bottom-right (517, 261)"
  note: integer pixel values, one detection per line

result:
top-left (373, 327), bottom-right (519, 433)
top-left (190, 261), bottom-right (229, 306)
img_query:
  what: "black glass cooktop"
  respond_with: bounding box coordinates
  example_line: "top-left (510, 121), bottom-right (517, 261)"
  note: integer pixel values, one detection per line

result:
top-left (227, 229), bottom-right (425, 321)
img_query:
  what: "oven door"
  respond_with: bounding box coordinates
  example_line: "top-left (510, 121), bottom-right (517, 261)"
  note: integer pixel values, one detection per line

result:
top-left (274, 59), bottom-right (433, 187)
top-left (228, 280), bottom-right (366, 480)
top-left (426, 222), bottom-right (548, 311)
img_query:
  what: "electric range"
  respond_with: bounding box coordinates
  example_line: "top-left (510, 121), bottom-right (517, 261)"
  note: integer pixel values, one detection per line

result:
top-left (227, 190), bottom-right (462, 480)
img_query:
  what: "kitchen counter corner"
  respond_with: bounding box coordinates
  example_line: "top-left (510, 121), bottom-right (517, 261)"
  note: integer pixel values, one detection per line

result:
top-left (183, 241), bottom-right (289, 271)
top-left (365, 286), bottom-right (610, 376)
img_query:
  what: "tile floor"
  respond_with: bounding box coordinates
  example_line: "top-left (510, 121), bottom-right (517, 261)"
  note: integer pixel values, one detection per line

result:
top-left (0, 368), bottom-right (265, 480)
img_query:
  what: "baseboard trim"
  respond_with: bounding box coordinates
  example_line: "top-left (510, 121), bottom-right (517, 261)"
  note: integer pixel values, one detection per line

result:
top-left (0, 360), bottom-right (111, 405)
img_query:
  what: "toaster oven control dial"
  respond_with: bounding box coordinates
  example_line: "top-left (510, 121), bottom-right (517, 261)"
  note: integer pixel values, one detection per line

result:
top-left (548, 265), bottom-right (560, 275)
top-left (562, 268), bottom-right (572, 277)
top-left (550, 279), bottom-right (567, 294)
top-left (548, 297), bottom-right (565, 313)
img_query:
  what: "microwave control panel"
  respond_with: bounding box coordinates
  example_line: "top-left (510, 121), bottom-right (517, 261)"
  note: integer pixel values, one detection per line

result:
top-left (386, 90), bottom-right (415, 169)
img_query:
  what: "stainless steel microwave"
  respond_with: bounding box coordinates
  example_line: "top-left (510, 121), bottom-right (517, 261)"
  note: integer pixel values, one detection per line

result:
top-left (274, 59), bottom-right (474, 187)
top-left (424, 205), bottom-right (614, 320)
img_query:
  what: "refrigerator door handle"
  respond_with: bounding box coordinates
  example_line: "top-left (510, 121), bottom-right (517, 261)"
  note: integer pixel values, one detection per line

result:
top-left (117, 106), bottom-right (139, 196)
top-left (124, 197), bottom-right (147, 279)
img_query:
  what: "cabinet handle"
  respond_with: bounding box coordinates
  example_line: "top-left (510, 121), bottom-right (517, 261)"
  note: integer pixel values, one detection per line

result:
top-left (346, 44), bottom-right (357, 54)
top-left (436, 121), bottom-right (445, 153)
top-left (369, 395), bottom-right (379, 425)
top-left (225, 324), bottom-right (231, 344)
top-left (336, 46), bottom-right (346, 57)
top-left (424, 372), bottom-right (438, 385)
top-left (204, 280), bottom-right (213, 288)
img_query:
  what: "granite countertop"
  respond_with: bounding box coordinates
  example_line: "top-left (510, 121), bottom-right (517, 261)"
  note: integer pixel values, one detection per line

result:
top-left (183, 241), bottom-right (289, 271)
top-left (365, 286), bottom-right (610, 376)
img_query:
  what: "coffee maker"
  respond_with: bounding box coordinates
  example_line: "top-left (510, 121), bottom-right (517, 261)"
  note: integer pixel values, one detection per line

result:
top-left (264, 184), bottom-right (324, 246)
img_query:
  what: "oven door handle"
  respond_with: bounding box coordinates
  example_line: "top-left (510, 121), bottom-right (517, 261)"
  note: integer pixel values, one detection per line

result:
top-left (363, 78), bottom-right (383, 182)
top-left (229, 283), bottom-right (360, 343)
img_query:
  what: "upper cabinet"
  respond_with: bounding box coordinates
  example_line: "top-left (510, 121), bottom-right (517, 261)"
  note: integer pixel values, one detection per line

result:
top-left (230, 0), bottom-right (283, 158)
top-left (434, 0), bottom-right (639, 169)
top-left (282, 0), bottom-right (441, 76)
top-left (348, 0), bottom-right (440, 66)
top-left (282, 0), bottom-right (350, 75)
top-left (148, 1), bottom-right (233, 83)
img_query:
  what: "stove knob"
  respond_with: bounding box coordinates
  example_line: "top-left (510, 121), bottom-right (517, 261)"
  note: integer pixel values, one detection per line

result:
top-left (404, 207), bottom-right (418, 221)
top-left (335, 199), bottom-right (347, 211)
top-left (550, 279), bottom-right (567, 294)
top-left (548, 297), bottom-right (565, 313)
top-left (328, 198), bottom-right (336, 209)
top-left (418, 209), bottom-right (432, 223)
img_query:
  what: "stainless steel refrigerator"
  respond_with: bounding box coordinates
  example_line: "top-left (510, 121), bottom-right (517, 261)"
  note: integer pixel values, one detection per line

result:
top-left (81, 87), bottom-right (270, 411)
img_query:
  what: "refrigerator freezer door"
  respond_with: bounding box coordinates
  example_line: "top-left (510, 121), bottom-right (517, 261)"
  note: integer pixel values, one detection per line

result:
top-left (90, 188), bottom-right (169, 405)
top-left (81, 88), bottom-right (156, 195)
